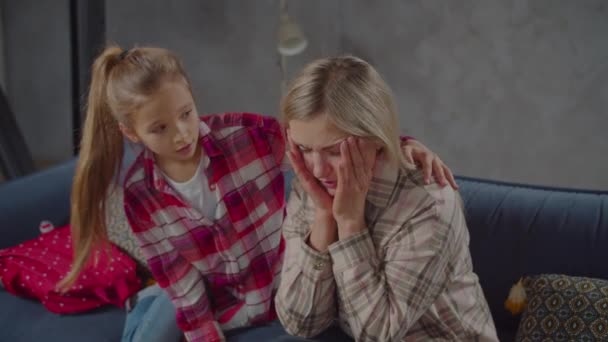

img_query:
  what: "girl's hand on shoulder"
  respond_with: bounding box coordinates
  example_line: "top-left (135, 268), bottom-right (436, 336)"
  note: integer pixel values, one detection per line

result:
top-left (402, 139), bottom-right (458, 189)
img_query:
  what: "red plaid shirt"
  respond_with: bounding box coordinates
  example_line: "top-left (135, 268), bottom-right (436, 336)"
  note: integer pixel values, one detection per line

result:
top-left (123, 113), bottom-right (287, 342)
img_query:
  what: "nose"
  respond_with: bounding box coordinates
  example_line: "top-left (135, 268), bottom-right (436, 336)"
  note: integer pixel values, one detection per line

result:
top-left (311, 152), bottom-right (331, 179)
top-left (174, 122), bottom-right (190, 144)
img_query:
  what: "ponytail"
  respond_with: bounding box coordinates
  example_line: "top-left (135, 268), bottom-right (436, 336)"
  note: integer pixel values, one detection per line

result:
top-left (59, 47), bottom-right (124, 290)
top-left (59, 44), bottom-right (190, 290)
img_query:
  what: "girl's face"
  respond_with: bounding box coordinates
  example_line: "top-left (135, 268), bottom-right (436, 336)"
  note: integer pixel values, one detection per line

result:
top-left (288, 115), bottom-right (351, 196)
top-left (121, 80), bottom-right (200, 163)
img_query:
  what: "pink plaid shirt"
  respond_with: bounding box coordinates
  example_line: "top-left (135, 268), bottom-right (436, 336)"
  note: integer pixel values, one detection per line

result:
top-left (123, 113), bottom-right (287, 342)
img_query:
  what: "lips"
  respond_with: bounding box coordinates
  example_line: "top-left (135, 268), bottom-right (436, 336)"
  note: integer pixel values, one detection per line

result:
top-left (176, 143), bottom-right (192, 154)
top-left (321, 180), bottom-right (337, 189)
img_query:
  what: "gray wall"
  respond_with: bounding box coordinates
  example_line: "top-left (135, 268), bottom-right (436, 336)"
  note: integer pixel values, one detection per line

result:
top-left (2, 0), bottom-right (73, 164)
top-left (107, 0), bottom-right (608, 190)
top-left (5, 0), bottom-right (607, 189)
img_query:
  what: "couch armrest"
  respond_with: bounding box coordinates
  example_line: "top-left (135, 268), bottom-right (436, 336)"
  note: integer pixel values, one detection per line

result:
top-left (0, 159), bottom-right (76, 249)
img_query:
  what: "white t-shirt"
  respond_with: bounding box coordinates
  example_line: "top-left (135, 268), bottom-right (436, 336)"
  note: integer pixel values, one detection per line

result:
top-left (163, 159), bottom-right (217, 219)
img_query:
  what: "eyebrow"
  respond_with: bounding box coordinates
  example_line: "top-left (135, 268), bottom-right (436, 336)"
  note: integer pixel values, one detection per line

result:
top-left (145, 103), bottom-right (193, 129)
top-left (175, 103), bottom-right (192, 114)
top-left (295, 138), bottom-right (346, 151)
top-left (146, 120), bottom-right (164, 130)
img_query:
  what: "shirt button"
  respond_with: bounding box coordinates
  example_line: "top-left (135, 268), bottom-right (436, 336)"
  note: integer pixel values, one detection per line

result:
top-left (313, 261), bottom-right (325, 270)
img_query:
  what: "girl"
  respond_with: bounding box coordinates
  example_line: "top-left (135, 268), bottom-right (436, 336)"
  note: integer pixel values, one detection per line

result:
top-left (61, 46), bottom-right (456, 342)
top-left (276, 56), bottom-right (499, 341)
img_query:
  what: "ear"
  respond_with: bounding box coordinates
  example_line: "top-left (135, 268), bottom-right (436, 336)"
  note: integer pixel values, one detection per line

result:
top-left (119, 122), bottom-right (140, 143)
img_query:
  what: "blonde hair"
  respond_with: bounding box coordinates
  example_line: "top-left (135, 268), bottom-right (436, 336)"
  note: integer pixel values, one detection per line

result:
top-left (59, 45), bottom-right (190, 290)
top-left (280, 55), bottom-right (405, 167)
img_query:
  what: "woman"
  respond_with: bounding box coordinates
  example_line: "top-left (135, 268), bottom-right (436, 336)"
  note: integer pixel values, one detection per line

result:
top-left (276, 56), bottom-right (498, 341)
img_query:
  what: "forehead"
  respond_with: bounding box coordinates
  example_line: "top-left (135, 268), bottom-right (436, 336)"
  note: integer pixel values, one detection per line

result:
top-left (288, 115), bottom-right (348, 148)
top-left (134, 81), bottom-right (193, 125)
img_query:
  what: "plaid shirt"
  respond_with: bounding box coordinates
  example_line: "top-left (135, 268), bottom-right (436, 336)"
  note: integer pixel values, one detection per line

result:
top-left (123, 113), bottom-right (286, 342)
top-left (276, 156), bottom-right (498, 341)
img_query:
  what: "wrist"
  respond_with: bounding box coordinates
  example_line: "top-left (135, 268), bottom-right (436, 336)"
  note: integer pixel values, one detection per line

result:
top-left (337, 219), bottom-right (366, 239)
top-left (314, 209), bottom-right (333, 221)
top-left (308, 213), bottom-right (337, 252)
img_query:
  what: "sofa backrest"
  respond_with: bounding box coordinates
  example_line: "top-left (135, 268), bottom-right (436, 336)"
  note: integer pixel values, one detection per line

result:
top-left (0, 159), bottom-right (76, 249)
top-left (457, 176), bottom-right (608, 333)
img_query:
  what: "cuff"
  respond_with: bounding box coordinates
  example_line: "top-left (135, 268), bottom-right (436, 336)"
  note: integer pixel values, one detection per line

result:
top-left (329, 230), bottom-right (376, 274)
top-left (298, 232), bottom-right (333, 281)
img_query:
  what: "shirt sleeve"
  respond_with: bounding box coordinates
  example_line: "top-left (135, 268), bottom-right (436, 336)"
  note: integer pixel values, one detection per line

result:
top-left (275, 180), bottom-right (337, 338)
top-left (123, 190), bottom-right (225, 342)
top-left (258, 115), bottom-right (288, 171)
top-left (328, 191), bottom-right (459, 341)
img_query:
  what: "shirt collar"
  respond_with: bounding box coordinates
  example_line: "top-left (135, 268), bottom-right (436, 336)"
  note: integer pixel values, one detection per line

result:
top-left (143, 118), bottom-right (224, 193)
top-left (365, 153), bottom-right (406, 210)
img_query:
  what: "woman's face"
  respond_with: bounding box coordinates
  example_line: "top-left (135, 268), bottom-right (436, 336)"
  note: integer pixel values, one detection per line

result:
top-left (288, 115), bottom-right (351, 196)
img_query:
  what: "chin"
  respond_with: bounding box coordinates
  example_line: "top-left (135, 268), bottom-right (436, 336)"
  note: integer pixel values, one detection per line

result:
top-left (326, 188), bottom-right (336, 196)
top-left (175, 154), bottom-right (192, 161)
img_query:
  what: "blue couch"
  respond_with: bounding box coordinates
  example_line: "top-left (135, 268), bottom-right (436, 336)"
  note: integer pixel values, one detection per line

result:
top-left (1, 159), bottom-right (607, 341)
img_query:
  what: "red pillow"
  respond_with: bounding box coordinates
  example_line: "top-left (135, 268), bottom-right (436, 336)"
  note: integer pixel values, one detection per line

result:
top-left (0, 224), bottom-right (142, 314)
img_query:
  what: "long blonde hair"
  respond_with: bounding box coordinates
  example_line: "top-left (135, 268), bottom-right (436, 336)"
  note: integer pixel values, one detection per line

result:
top-left (280, 55), bottom-right (405, 167)
top-left (59, 45), bottom-right (190, 289)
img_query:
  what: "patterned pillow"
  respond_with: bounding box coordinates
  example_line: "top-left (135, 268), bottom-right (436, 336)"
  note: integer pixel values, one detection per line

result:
top-left (105, 186), bottom-right (149, 270)
top-left (515, 274), bottom-right (608, 342)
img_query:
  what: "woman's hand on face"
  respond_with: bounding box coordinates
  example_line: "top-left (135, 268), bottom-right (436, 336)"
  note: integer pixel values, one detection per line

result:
top-left (287, 133), bottom-right (334, 215)
top-left (402, 139), bottom-right (458, 189)
top-left (333, 137), bottom-right (376, 239)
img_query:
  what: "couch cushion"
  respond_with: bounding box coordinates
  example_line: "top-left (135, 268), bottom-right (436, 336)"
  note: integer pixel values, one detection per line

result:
top-left (106, 186), bottom-right (148, 269)
top-left (0, 290), bottom-right (125, 341)
top-left (0, 225), bottom-right (141, 315)
top-left (514, 274), bottom-right (608, 341)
